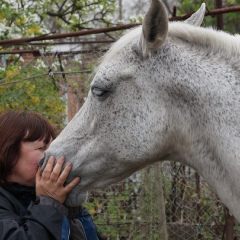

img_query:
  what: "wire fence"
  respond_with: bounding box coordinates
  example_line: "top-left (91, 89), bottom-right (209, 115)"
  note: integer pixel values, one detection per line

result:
top-left (0, 46), bottom-right (240, 240)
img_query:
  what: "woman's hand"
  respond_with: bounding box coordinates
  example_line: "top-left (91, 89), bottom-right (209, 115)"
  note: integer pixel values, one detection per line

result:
top-left (36, 156), bottom-right (80, 204)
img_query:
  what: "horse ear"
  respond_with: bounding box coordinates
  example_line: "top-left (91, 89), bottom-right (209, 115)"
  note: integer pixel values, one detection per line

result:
top-left (185, 3), bottom-right (206, 26)
top-left (138, 0), bottom-right (168, 57)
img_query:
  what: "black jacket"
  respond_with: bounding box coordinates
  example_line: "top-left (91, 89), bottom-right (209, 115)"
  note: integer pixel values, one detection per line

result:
top-left (0, 183), bottom-right (103, 240)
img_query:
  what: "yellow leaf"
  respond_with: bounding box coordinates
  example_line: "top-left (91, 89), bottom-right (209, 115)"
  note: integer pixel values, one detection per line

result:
top-left (89, 208), bottom-right (96, 215)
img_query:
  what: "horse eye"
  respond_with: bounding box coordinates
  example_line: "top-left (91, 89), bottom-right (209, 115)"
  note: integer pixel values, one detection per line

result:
top-left (91, 86), bottom-right (107, 97)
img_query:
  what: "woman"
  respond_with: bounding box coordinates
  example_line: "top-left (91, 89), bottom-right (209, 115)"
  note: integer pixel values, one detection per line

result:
top-left (0, 110), bottom-right (104, 239)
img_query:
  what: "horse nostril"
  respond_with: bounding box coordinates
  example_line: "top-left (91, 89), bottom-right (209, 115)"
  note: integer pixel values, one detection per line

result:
top-left (38, 153), bottom-right (46, 167)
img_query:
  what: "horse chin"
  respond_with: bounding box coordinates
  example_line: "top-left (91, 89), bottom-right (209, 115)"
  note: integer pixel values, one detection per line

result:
top-left (64, 190), bottom-right (88, 207)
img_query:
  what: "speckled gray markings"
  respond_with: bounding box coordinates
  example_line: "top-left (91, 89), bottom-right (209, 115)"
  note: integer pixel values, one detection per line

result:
top-left (40, 0), bottom-right (240, 222)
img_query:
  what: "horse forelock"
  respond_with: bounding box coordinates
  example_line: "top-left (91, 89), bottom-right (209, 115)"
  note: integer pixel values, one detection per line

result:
top-left (99, 21), bottom-right (240, 68)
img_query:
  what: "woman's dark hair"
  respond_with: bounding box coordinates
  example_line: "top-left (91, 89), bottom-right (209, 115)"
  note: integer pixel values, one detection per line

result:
top-left (0, 110), bottom-right (56, 186)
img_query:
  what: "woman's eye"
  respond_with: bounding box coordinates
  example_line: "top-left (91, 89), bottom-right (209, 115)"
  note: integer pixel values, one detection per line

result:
top-left (38, 146), bottom-right (46, 151)
top-left (91, 86), bottom-right (107, 97)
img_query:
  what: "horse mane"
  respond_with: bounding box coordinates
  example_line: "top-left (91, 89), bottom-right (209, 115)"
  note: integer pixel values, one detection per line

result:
top-left (168, 22), bottom-right (240, 61)
top-left (100, 21), bottom-right (240, 66)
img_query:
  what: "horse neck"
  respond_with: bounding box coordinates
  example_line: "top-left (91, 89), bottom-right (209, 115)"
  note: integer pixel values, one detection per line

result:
top-left (161, 41), bottom-right (240, 219)
top-left (167, 91), bottom-right (240, 221)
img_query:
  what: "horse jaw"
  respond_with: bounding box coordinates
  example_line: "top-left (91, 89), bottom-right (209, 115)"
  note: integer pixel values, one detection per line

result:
top-left (185, 3), bottom-right (206, 26)
top-left (138, 0), bottom-right (168, 57)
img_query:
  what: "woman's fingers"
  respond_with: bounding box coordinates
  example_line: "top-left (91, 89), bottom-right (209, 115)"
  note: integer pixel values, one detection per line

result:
top-left (42, 156), bottom-right (77, 188)
top-left (57, 162), bottom-right (73, 185)
top-left (50, 156), bottom-right (65, 181)
top-left (42, 156), bottom-right (66, 181)
top-left (36, 155), bottom-right (80, 203)
top-left (56, 162), bottom-right (81, 193)
top-left (41, 156), bottom-right (55, 180)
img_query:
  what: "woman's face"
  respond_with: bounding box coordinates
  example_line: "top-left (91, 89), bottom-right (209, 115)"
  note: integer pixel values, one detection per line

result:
top-left (7, 139), bottom-right (52, 186)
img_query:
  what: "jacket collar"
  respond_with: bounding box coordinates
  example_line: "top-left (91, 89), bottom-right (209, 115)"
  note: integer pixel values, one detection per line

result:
top-left (3, 183), bottom-right (36, 208)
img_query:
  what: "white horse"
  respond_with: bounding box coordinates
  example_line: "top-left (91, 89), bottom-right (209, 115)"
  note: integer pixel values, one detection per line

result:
top-left (40, 0), bottom-right (240, 222)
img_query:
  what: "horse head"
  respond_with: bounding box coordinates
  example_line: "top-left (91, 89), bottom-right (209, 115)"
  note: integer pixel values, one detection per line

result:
top-left (39, 0), bottom-right (206, 206)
